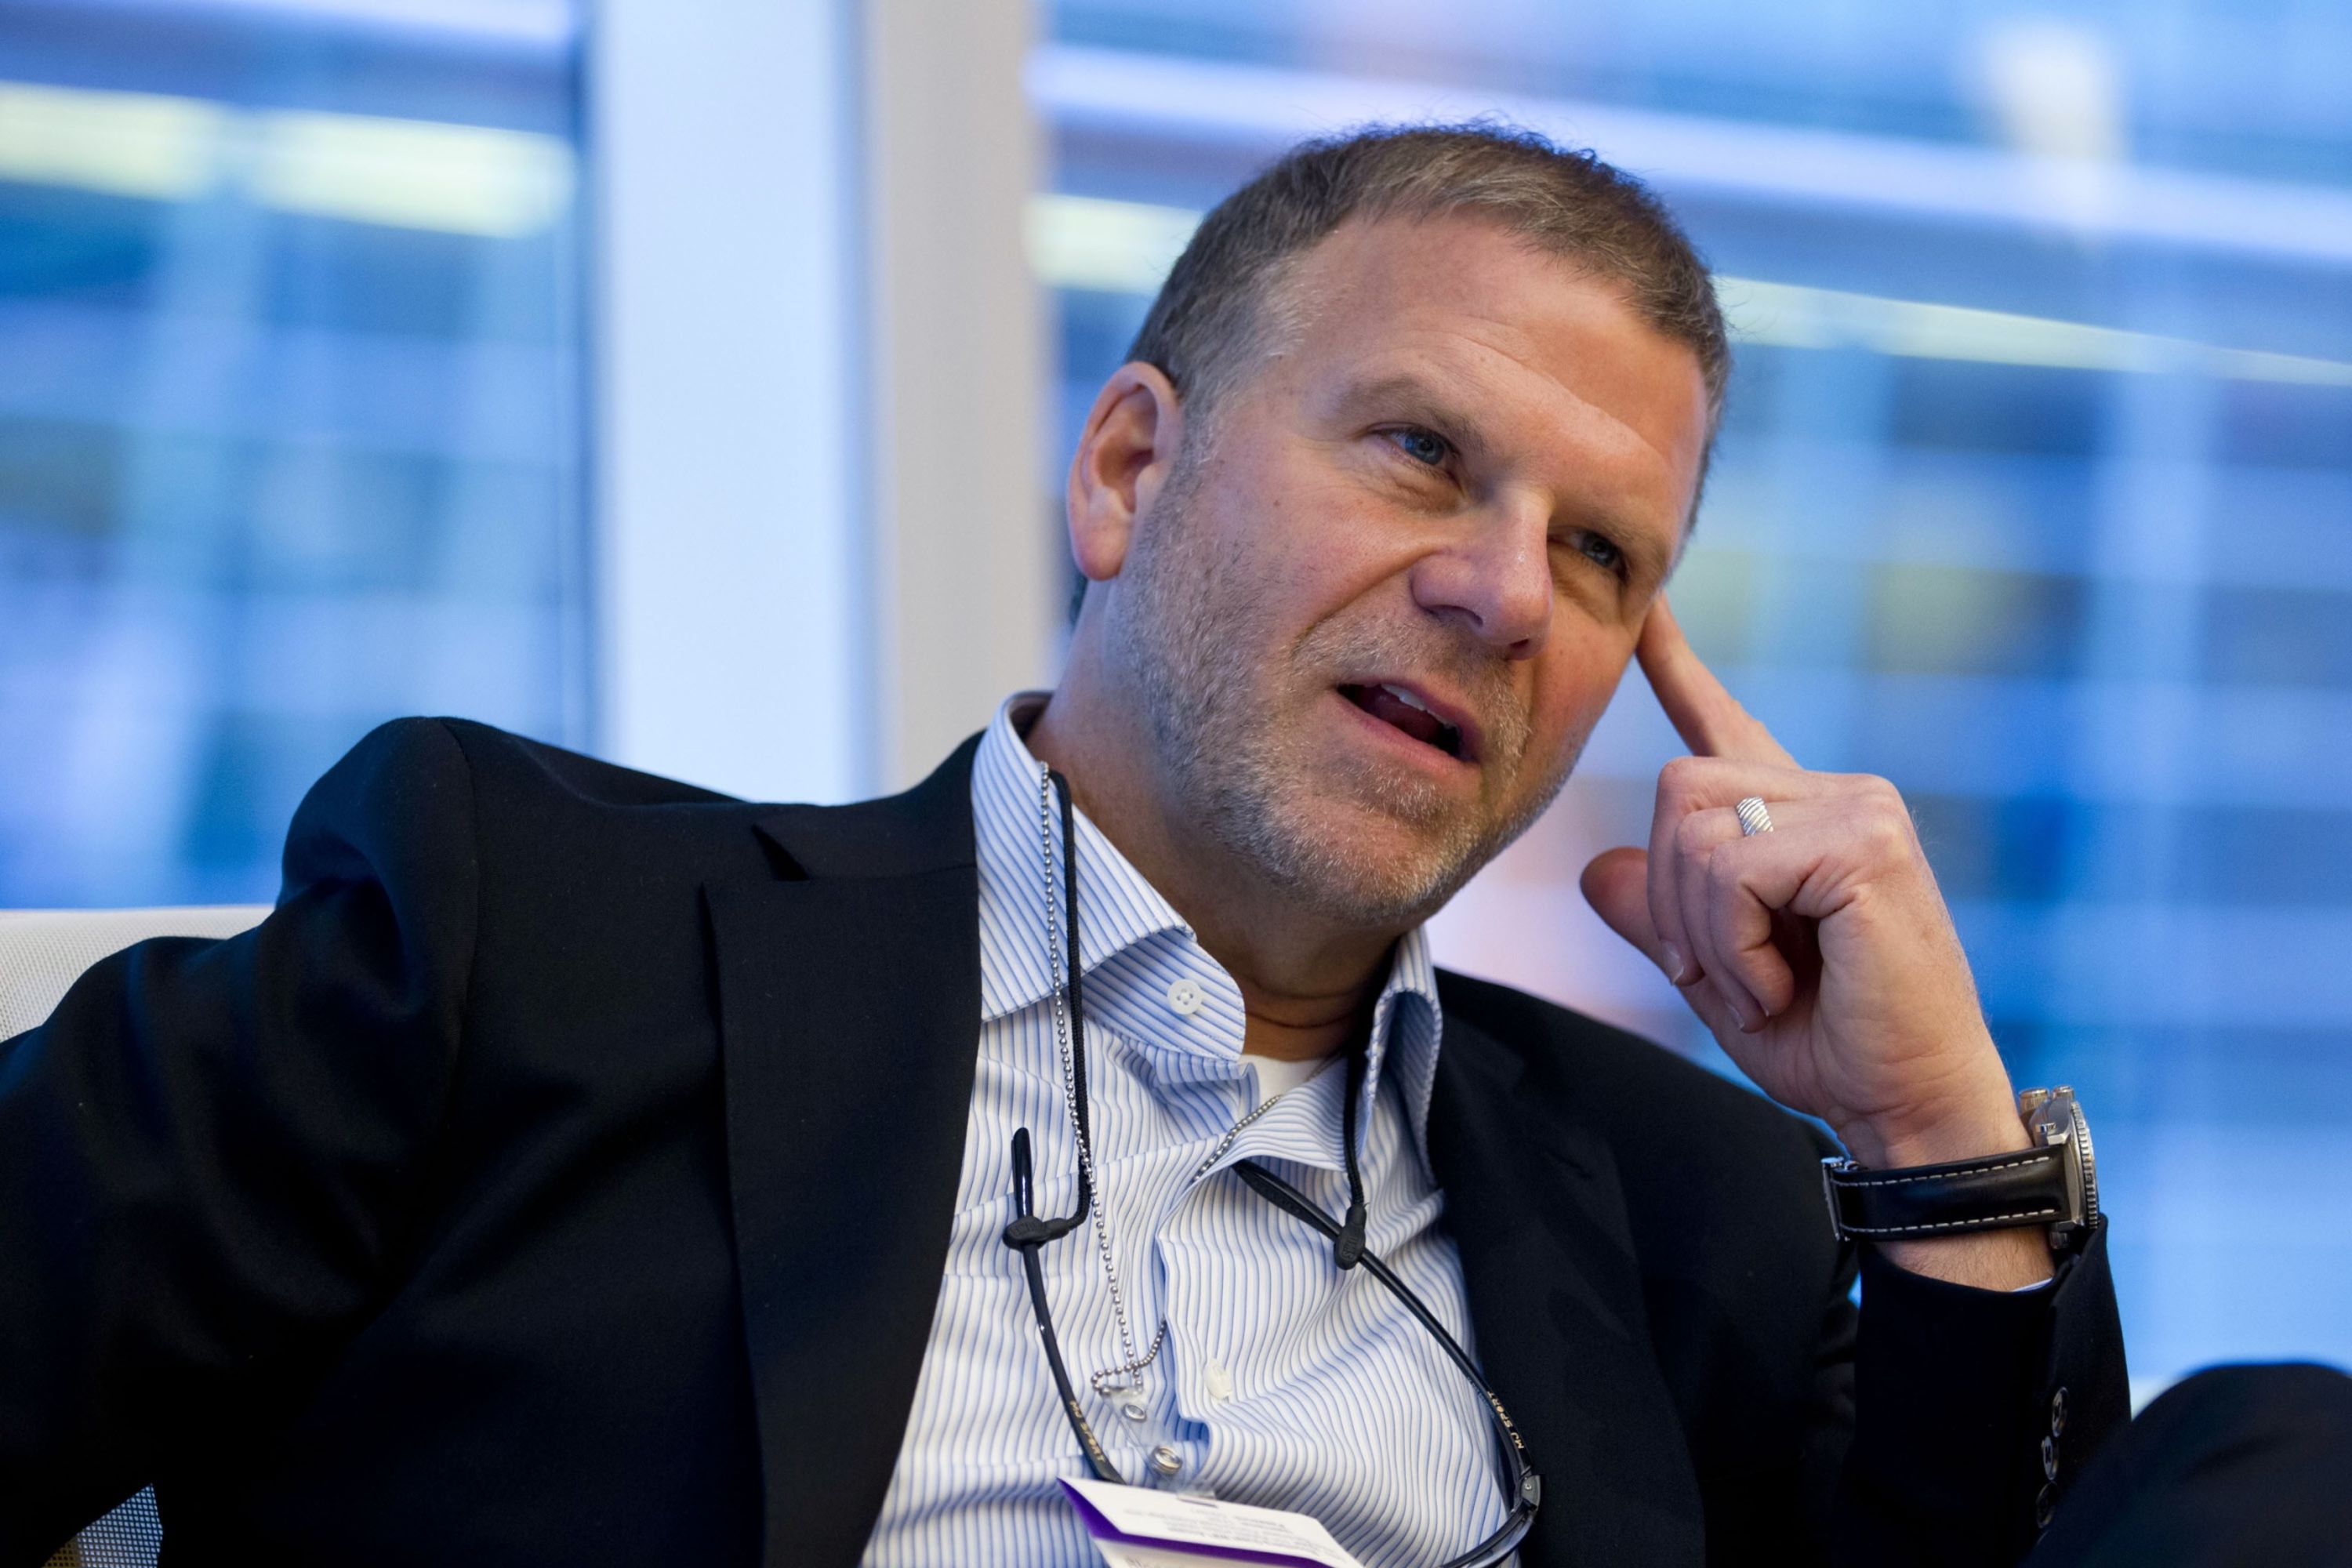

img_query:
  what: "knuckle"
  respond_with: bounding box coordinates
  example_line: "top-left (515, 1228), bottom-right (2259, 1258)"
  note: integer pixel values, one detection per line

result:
top-left (1855, 773), bottom-right (1906, 811)
top-left (1706, 850), bottom-right (1746, 900)
top-left (1674, 811), bottom-right (1714, 855)
top-left (1863, 811), bottom-right (1912, 865)
top-left (1842, 776), bottom-right (1916, 849)
top-left (1657, 754), bottom-right (1706, 801)
top-left (1679, 835), bottom-right (1717, 884)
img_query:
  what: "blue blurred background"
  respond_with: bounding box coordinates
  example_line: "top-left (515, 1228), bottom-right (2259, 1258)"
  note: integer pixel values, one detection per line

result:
top-left (3, 0), bottom-right (2347, 1399)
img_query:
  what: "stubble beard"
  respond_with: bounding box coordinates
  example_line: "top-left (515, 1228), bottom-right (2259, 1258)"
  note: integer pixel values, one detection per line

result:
top-left (1110, 447), bottom-right (1582, 930)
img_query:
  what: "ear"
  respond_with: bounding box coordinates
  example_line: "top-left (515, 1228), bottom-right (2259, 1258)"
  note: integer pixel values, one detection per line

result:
top-left (1065, 361), bottom-right (1185, 583)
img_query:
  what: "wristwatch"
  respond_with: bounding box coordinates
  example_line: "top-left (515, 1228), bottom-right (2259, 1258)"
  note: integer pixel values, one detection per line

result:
top-left (1820, 1087), bottom-right (2098, 1250)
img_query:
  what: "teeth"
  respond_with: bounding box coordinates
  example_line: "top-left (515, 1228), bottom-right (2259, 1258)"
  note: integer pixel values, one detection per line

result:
top-left (1380, 682), bottom-right (1432, 714)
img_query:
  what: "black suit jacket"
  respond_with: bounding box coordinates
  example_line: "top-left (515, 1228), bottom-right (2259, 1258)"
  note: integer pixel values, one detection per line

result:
top-left (0, 718), bottom-right (2128, 1566)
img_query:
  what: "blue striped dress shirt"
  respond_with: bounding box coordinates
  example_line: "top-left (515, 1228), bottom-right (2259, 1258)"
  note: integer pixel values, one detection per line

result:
top-left (860, 695), bottom-right (1510, 1567)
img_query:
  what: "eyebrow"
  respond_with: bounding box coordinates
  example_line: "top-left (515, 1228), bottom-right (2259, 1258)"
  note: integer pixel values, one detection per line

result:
top-left (1330, 372), bottom-right (1490, 459)
top-left (1335, 369), bottom-right (1681, 585)
top-left (1600, 514), bottom-right (1677, 589)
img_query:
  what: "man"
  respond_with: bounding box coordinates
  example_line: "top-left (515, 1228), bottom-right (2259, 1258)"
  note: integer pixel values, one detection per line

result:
top-left (9, 126), bottom-right (2326, 1568)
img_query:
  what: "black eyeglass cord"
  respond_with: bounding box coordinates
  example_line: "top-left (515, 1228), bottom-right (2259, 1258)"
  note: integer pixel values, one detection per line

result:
top-left (997, 766), bottom-right (1542, 1564)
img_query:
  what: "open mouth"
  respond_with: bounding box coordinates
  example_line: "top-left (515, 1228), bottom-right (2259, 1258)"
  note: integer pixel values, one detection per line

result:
top-left (1338, 682), bottom-right (1466, 760)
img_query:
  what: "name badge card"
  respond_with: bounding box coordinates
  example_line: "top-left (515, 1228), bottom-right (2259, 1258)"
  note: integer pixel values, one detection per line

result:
top-left (1062, 1477), bottom-right (1368, 1568)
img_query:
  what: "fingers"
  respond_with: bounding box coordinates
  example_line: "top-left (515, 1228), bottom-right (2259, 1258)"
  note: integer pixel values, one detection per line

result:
top-left (1668, 804), bottom-right (1811, 1031)
top-left (1623, 605), bottom-right (1928, 1044)
top-left (1584, 842), bottom-right (1768, 1044)
top-left (1699, 822), bottom-right (1803, 1028)
top-left (1646, 753), bottom-right (1828, 989)
top-left (1674, 807), bottom-right (1769, 1029)
top-left (1637, 597), bottom-right (1797, 768)
top-left (1579, 845), bottom-right (1664, 969)
top-left (1655, 789), bottom-right (1897, 1031)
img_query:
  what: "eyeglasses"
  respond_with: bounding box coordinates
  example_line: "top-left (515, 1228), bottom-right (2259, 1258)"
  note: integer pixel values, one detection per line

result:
top-left (998, 769), bottom-right (1542, 1568)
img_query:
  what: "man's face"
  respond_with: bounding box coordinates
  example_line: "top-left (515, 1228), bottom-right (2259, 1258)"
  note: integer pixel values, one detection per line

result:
top-left (1109, 212), bottom-right (1711, 928)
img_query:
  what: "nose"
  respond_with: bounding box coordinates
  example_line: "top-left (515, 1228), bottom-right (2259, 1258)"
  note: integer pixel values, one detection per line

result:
top-left (1407, 492), bottom-right (1553, 658)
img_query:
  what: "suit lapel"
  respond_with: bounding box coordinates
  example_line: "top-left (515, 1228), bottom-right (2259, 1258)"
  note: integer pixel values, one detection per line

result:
top-left (1431, 1004), bottom-right (1706, 1568)
top-left (706, 735), bottom-right (1710, 1566)
top-left (706, 739), bottom-right (985, 1568)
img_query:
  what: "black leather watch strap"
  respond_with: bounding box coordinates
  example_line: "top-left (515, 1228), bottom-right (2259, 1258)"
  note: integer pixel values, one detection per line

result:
top-left (1821, 1145), bottom-right (2069, 1240)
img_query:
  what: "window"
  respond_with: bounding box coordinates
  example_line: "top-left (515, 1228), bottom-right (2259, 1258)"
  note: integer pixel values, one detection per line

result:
top-left (0, 0), bottom-right (587, 905)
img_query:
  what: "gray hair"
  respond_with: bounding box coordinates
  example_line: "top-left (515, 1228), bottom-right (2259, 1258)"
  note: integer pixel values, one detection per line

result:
top-left (1127, 123), bottom-right (1730, 432)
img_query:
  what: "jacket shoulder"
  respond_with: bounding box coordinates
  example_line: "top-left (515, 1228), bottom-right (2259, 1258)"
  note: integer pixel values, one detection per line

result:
top-left (307, 717), bottom-right (746, 831)
top-left (303, 720), bottom-right (985, 908)
top-left (428, 718), bottom-right (746, 810)
top-left (284, 718), bottom-right (782, 941)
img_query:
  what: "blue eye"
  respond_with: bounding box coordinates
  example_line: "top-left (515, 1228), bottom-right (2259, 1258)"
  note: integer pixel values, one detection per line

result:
top-left (1388, 427), bottom-right (1450, 467)
top-left (1576, 532), bottom-right (1625, 574)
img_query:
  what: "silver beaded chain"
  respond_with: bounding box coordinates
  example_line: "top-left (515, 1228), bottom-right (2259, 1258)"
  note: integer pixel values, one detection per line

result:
top-left (1088, 1061), bottom-right (1338, 1401)
top-left (1036, 766), bottom-right (1161, 1399)
top-left (1035, 764), bottom-right (1340, 1406)
top-left (1187, 1059), bottom-right (1338, 1189)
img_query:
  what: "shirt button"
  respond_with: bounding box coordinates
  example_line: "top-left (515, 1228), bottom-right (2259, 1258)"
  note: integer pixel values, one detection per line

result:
top-left (2042, 1434), bottom-right (2059, 1482)
top-left (2051, 1387), bottom-right (2068, 1436)
top-left (1166, 978), bottom-right (1206, 1016)
top-left (1149, 1445), bottom-right (1185, 1478)
top-left (1203, 1362), bottom-right (1234, 1403)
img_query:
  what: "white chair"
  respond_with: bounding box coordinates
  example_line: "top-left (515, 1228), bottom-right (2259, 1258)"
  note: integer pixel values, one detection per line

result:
top-left (2, 907), bottom-right (270, 1568)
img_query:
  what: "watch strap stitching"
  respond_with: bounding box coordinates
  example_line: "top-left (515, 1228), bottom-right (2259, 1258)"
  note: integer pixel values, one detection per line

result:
top-left (1842, 1207), bottom-right (2062, 1236)
top-left (1831, 1149), bottom-right (2059, 1189)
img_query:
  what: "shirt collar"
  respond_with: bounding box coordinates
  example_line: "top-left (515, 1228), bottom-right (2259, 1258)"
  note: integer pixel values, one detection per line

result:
top-left (1368, 923), bottom-right (1444, 1171)
top-left (970, 691), bottom-right (1447, 1165)
top-left (972, 692), bottom-right (1196, 1022)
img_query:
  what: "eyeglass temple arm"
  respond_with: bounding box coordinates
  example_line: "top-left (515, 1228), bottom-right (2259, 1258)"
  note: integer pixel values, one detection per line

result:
top-left (1000, 771), bottom-right (1095, 1245)
top-left (1001, 1126), bottom-right (1083, 1247)
top-left (1231, 1160), bottom-right (1540, 1507)
top-left (1232, 1161), bottom-right (1475, 1384)
top-left (1023, 771), bottom-right (1094, 1238)
top-left (1336, 1047), bottom-right (1369, 1269)
top-left (1003, 1129), bottom-right (1125, 1483)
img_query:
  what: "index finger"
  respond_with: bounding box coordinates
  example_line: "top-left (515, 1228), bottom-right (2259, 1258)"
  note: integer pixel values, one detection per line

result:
top-left (1637, 596), bottom-right (1798, 766)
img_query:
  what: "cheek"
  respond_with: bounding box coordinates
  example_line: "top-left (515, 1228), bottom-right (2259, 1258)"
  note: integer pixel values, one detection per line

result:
top-left (1204, 472), bottom-right (1400, 634)
top-left (1250, 466), bottom-right (1389, 576)
top-left (1524, 626), bottom-right (1638, 750)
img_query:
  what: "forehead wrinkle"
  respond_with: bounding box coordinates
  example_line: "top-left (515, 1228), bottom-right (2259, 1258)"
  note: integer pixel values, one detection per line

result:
top-left (1290, 225), bottom-right (1700, 471)
top-left (1353, 323), bottom-right (1693, 535)
top-left (1450, 315), bottom-right (1691, 481)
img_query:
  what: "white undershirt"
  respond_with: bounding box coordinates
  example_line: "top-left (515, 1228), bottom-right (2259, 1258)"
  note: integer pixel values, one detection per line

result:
top-left (1243, 1051), bottom-right (1335, 1102)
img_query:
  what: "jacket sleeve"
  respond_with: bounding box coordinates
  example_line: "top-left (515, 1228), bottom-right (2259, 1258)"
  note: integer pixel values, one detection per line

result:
top-left (0, 718), bottom-right (480, 1564)
top-left (1824, 1221), bottom-right (2132, 1566)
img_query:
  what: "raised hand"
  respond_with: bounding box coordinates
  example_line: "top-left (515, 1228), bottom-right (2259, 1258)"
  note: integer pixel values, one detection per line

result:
top-left (1579, 598), bottom-right (2051, 1288)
